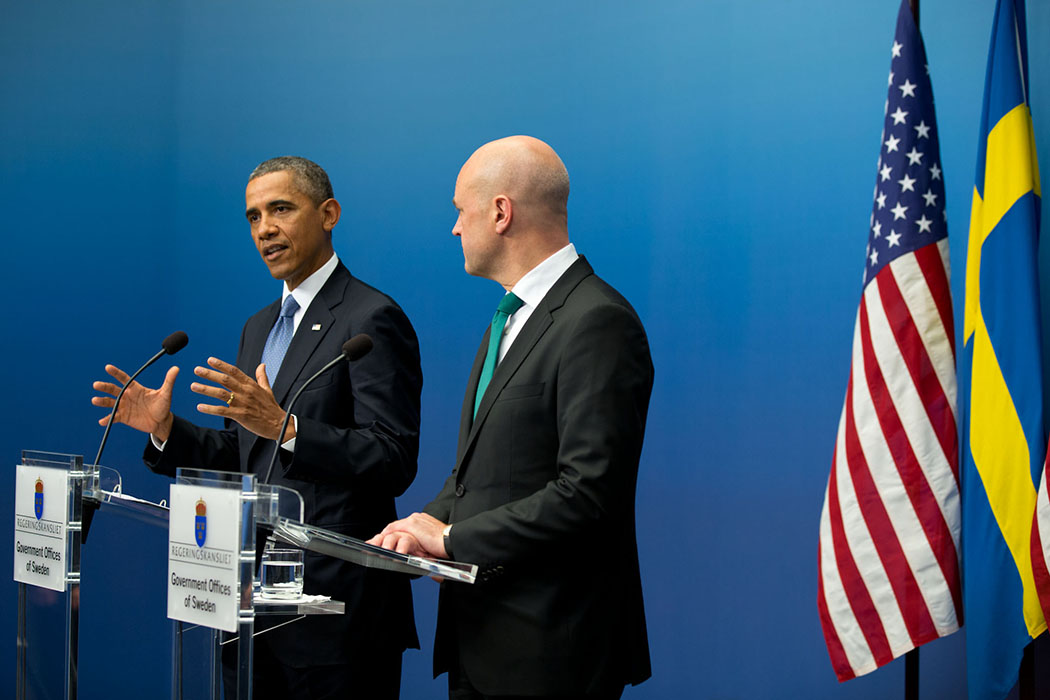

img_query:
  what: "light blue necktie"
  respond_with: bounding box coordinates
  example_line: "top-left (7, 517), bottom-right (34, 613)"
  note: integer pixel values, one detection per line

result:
top-left (474, 292), bottom-right (525, 418)
top-left (261, 295), bottom-right (300, 383)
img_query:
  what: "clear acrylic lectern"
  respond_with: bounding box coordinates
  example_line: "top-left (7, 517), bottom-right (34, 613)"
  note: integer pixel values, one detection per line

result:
top-left (14, 450), bottom-right (93, 700)
top-left (14, 453), bottom-right (477, 700)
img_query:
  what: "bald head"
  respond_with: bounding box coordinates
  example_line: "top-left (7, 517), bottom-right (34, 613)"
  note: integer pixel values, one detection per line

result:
top-left (461, 135), bottom-right (570, 227)
top-left (452, 136), bottom-right (572, 288)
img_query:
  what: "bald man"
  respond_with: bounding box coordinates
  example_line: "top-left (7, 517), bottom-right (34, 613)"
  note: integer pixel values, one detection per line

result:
top-left (371, 136), bottom-right (653, 699)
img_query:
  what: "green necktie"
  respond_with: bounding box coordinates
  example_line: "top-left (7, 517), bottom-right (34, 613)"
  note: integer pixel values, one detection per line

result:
top-left (474, 292), bottom-right (525, 418)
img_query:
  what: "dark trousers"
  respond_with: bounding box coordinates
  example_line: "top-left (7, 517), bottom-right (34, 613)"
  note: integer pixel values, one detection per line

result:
top-left (222, 633), bottom-right (403, 700)
top-left (448, 665), bottom-right (624, 700)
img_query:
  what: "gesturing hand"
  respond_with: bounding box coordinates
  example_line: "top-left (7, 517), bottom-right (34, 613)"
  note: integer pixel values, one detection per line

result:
top-left (191, 357), bottom-right (289, 441)
top-left (92, 364), bottom-right (179, 440)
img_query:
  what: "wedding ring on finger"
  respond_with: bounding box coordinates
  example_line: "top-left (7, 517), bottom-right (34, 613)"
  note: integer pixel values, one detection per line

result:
top-left (226, 392), bottom-right (235, 406)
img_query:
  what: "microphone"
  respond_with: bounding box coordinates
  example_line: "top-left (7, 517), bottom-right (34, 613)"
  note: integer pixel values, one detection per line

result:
top-left (161, 331), bottom-right (189, 354)
top-left (93, 331), bottom-right (189, 467)
top-left (261, 334), bottom-right (373, 485)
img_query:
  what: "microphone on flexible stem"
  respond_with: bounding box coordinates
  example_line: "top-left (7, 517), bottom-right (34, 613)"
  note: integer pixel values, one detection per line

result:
top-left (261, 334), bottom-right (373, 486)
top-left (93, 330), bottom-right (189, 467)
top-left (85, 331), bottom-right (188, 545)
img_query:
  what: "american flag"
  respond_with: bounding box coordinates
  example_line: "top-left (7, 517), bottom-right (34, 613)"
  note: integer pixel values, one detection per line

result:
top-left (817, 0), bottom-right (962, 681)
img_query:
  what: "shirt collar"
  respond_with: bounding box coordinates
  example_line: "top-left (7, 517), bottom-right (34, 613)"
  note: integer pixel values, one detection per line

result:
top-left (510, 243), bottom-right (579, 309)
top-left (282, 253), bottom-right (340, 313)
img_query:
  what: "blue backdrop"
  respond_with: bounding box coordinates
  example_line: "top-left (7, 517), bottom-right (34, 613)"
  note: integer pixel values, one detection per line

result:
top-left (3, 1), bottom-right (1049, 698)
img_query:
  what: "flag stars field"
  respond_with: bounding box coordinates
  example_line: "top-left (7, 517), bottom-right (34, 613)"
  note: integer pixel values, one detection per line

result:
top-left (859, 18), bottom-right (947, 286)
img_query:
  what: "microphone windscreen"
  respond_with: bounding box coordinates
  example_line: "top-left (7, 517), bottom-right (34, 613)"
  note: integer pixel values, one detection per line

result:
top-left (162, 331), bottom-right (189, 355)
top-left (342, 334), bottom-right (374, 362)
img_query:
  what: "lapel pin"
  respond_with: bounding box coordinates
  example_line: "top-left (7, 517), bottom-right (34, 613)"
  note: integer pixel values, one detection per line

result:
top-left (312, 324), bottom-right (322, 331)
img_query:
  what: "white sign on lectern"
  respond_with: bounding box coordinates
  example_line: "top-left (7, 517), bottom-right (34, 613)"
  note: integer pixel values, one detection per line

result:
top-left (167, 483), bottom-right (240, 633)
top-left (13, 464), bottom-right (69, 592)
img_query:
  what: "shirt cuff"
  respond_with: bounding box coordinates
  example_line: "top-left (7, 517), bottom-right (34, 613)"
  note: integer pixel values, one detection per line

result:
top-left (442, 523), bottom-right (454, 560)
top-left (150, 434), bottom-right (167, 451)
top-left (281, 415), bottom-right (297, 452)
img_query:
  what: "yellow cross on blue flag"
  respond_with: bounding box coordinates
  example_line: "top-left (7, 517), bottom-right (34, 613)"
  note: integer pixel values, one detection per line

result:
top-left (960, 0), bottom-right (1043, 698)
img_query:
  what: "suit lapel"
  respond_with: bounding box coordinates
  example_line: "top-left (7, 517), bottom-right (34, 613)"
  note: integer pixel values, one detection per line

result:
top-left (457, 328), bottom-right (491, 461)
top-left (241, 265), bottom-right (348, 464)
top-left (455, 257), bottom-right (594, 474)
top-left (239, 300), bottom-right (282, 467)
top-left (245, 300), bottom-right (280, 371)
top-left (269, 264), bottom-right (347, 405)
top-left (468, 310), bottom-right (553, 439)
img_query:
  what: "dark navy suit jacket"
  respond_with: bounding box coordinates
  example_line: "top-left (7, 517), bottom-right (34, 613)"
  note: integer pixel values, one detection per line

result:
top-left (146, 261), bottom-right (421, 665)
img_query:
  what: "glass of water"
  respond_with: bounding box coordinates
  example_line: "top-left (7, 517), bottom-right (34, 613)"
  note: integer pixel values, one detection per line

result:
top-left (260, 548), bottom-right (304, 600)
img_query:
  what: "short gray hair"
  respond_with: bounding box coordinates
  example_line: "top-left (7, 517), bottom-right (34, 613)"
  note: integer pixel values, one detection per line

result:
top-left (248, 156), bottom-right (333, 206)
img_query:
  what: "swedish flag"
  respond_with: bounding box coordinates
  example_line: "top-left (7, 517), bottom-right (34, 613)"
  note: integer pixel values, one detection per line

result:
top-left (960, 0), bottom-right (1043, 698)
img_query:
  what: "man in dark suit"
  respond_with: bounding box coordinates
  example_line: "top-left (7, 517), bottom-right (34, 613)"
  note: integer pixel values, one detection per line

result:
top-left (92, 156), bottom-right (420, 699)
top-left (370, 136), bottom-right (653, 700)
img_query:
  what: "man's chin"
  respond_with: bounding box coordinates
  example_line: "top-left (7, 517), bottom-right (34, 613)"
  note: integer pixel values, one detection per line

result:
top-left (264, 263), bottom-right (287, 280)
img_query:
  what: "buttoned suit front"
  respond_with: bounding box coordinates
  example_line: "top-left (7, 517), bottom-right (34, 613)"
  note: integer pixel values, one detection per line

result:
top-left (424, 256), bottom-right (653, 697)
top-left (145, 261), bottom-right (421, 677)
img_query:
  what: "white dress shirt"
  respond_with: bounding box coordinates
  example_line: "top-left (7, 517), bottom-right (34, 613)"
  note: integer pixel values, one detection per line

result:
top-left (281, 252), bottom-right (340, 336)
top-left (498, 243), bottom-right (579, 363)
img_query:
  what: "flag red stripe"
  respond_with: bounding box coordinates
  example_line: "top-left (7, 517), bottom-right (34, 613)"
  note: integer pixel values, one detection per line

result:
top-left (913, 243), bottom-right (955, 356)
top-left (818, 533), bottom-right (857, 681)
top-left (829, 390), bottom-right (895, 667)
top-left (854, 297), bottom-right (938, 644)
top-left (862, 282), bottom-right (963, 623)
top-left (877, 262), bottom-right (959, 483)
top-left (1033, 449), bottom-right (1050, 622)
top-left (1031, 502), bottom-right (1050, 618)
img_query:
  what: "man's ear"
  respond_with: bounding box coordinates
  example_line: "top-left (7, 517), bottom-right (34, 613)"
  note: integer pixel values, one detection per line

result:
top-left (321, 198), bottom-right (342, 232)
top-left (493, 194), bottom-right (512, 235)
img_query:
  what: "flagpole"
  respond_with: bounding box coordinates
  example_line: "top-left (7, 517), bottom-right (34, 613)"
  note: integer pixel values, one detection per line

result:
top-left (905, 649), bottom-right (918, 700)
top-left (904, 4), bottom-right (920, 698)
top-left (1019, 643), bottom-right (1034, 700)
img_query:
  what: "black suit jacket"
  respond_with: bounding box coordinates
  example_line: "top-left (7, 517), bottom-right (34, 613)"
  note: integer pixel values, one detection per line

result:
top-left (423, 257), bottom-right (653, 695)
top-left (145, 262), bottom-right (421, 666)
